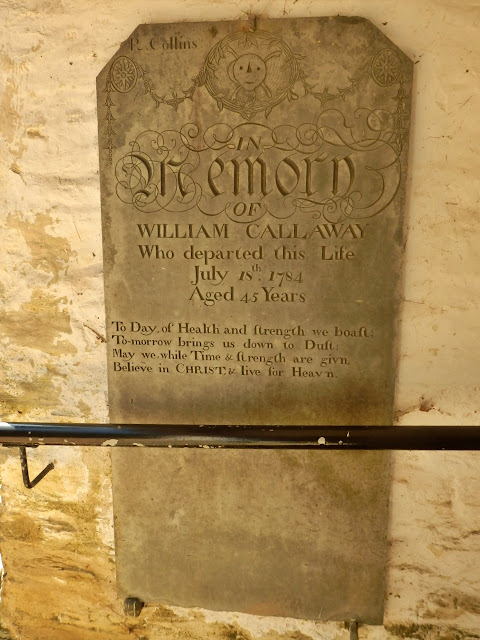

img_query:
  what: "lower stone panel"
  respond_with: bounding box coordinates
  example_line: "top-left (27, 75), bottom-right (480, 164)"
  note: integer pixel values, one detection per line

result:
top-left (112, 448), bottom-right (390, 624)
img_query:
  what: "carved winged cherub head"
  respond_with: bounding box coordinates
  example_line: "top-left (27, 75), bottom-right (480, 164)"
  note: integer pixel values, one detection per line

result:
top-left (227, 47), bottom-right (281, 106)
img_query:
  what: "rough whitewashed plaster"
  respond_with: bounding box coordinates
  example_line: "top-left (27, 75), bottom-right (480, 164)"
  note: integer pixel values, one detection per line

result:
top-left (0, 0), bottom-right (479, 638)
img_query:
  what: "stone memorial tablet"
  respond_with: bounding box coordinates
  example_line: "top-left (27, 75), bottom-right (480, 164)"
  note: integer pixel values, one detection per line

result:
top-left (97, 17), bottom-right (412, 623)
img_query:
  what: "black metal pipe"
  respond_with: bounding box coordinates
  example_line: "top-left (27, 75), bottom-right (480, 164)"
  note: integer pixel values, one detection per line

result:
top-left (0, 422), bottom-right (479, 449)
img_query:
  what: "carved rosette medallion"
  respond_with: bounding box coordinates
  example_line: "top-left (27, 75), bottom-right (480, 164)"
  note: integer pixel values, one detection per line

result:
top-left (371, 48), bottom-right (401, 86)
top-left (199, 31), bottom-right (301, 119)
top-left (110, 56), bottom-right (138, 93)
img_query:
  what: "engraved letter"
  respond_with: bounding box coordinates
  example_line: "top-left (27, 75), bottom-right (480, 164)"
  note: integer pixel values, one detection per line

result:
top-left (275, 156), bottom-right (300, 196)
top-left (331, 156), bottom-right (355, 196)
top-left (303, 154), bottom-right (327, 197)
top-left (208, 157), bottom-right (225, 196)
top-left (230, 156), bottom-right (269, 197)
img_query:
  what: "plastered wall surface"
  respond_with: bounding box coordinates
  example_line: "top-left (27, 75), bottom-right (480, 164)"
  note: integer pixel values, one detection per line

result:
top-left (0, 0), bottom-right (479, 639)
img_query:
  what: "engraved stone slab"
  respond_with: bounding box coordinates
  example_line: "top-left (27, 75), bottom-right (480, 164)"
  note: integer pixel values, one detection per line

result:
top-left (97, 17), bottom-right (412, 623)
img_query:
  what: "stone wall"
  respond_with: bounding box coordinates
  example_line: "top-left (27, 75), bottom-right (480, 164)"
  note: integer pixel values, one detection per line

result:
top-left (0, 0), bottom-right (479, 638)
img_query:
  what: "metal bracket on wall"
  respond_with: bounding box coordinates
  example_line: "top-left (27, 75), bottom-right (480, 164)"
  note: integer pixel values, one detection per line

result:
top-left (19, 445), bottom-right (55, 489)
top-left (124, 597), bottom-right (145, 617)
top-left (346, 619), bottom-right (359, 640)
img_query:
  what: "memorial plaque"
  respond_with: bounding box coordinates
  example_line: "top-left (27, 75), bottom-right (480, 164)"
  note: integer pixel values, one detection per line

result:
top-left (97, 17), bottom-right (412, 622)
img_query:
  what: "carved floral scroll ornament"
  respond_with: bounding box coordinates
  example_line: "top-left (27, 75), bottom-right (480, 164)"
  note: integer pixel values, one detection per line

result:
top-left (103, 30), bottom-right (409, 159)
top-left (114, 108), bottom-right (401, 225)
top-left (103, 30), bottom-right (409, 224)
